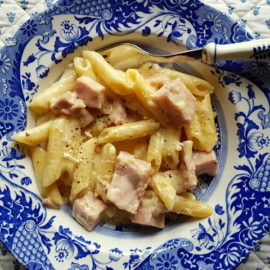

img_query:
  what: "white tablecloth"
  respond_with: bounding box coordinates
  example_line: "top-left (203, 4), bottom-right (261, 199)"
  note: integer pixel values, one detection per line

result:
top-left (0, 0), bottom-right (269, 269)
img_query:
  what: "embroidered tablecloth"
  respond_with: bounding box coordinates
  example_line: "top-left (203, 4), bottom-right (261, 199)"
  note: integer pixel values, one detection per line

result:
top-left (0, 0), bottom-right (269, 269)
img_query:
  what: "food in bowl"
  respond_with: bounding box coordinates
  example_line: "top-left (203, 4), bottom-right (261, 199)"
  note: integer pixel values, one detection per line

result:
top-left (12, 47), bottom-right (218, 231)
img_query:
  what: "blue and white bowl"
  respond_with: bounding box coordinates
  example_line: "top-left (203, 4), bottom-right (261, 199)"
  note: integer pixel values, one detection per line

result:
top-left (0, 0), bottom-right (269, 269)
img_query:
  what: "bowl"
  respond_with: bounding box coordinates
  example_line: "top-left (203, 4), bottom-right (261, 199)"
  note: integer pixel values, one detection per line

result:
top-left (0, 0), bottom-right (269, 269)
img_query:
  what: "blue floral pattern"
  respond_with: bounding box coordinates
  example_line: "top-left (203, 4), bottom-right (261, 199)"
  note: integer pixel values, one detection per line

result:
top-left (0, 0), bottom-right (270, 270)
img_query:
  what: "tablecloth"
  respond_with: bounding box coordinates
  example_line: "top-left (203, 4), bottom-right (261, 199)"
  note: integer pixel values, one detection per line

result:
top-left (0, 0), bottom-right (269, 269)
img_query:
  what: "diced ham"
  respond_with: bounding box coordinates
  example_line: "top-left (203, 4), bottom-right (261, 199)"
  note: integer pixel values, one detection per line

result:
top-left (193, 150), bottom-right (218, 177)
top-left (107, 99), bottom-right (128, 125)
top-left (72, 191), bottom-right (107, 231)
top-left (107, 152), bottom-right (152, 214)
top-left (50, 91), bottom-right (94, 127)
top-left (75, 76), bottom-right (105, 109)
top-left (131, 191), bottom-right (165, 229)
top-left (181, 140), bottom-right (198, 190)
top-left (152, 78), bottom-right (196, 127)
top-left (50, 91), bottom-right (85, 115)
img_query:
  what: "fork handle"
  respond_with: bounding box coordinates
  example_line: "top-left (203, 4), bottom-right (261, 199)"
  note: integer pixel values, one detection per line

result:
top-left (202, 38), bottom-right (270, 65)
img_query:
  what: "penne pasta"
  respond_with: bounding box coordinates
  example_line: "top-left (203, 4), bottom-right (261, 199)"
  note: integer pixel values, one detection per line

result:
top-left (83, 50), bottom-right (133, 95)
top-left (97, 119), bottom-right (159, 144)
top-left (126, 69), bottom-right (170, 126)
top-left (173, 195), bottom-right (213, 218)
top-left (42, 116), bottom-right (81, 188)
top-left (41, 117), bottom-right (67, 188)
top-left (185, 94), bottom-right (217, 152)
top-left (70, 138), bottom-right (97, 202)
top-left (94, 143), bottom-right (116, 202)
top-left (180, 192), bottom-right (196, 200)
top-left (147, 129), bottom-right (163, 172)
top-left (73, 57), bottom-right (97, 79)
top-left (30, 146), bottom-right (63, 207)
top-left (12, 120), bottom-right (52, 146)
top-left (150, 172), bottom-right (176, 211)
top-left (160, 127), bottom-right (181, 169)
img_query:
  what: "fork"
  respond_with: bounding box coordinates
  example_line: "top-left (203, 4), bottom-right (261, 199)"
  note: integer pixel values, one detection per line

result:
top-left (98, 39), bottom-right (270, 66)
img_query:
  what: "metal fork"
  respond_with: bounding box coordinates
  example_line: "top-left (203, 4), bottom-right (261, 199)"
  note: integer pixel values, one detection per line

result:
top-left (98, 39), bottom-right (270, 66)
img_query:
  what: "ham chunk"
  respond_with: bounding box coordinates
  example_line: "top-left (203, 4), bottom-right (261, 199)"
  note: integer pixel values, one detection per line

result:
top-left (72, 191), bottom-right (107, 231)
top-left (107, 152), bottom-right (152, 214)
top-left (131, 191), bottom-right (165, 229)
top-left (50, 91), bottom-right (85, 115)
top-left (107, 99), bottom-right (128, 125)
top-left (193, 150), bottom-right (218, 176)
top-left (50, 91), bottom-right (94, 127)
top-left (75, 76), bottom-right (105, 109)
top-left (181, 140), bottom-right (198, 190)
top-left (152, 78), bottom-right (196, 127)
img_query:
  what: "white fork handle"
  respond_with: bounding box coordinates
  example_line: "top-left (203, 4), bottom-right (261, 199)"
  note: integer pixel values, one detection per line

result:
top-left (202, 38), bottom-right (270, 65)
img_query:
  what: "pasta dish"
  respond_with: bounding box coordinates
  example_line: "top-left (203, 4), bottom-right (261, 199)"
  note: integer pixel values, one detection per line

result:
top-left (13, 45), bottom-right (218, 231)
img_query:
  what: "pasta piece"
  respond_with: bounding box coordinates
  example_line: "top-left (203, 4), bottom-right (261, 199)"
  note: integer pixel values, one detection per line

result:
top-left (113, 137), bottom-right (148, 160)
top-left (133, 139), bottom-right (148, 161)
top-left (30, 146), bottom-right (63, 207)
top-left (29, 66), bottom-right (77, 114)
top-left (173, 195), bottom-right (213, 218)
top-left (97, 119), bottom-right (159, 145)
top-left (74, 57), bottom-right (97, 79)
top-left (83, 50), bottom-right (133, 95)
top-left (42, 117), bottom-right (81, 187)
top-left (12, 120), bottom-right (52, 146)
top-left (30, 146), bottom-right (47, 193)
top-left (122, 94), bottom-right (153, 119)
top-left (184, 94), bottom-right (217, 152)
top-left (139, 63), bottom-right (213, 96)
top-left (180, 192), bottom-right (196, 200)
top-left (160, 127), bottom-right (181, 169)
top-left (42, 184), bottom-right (64, 208)
top-left (42, 117), bottom-right (67, 188)
top-left (36, 111), bottom-right (55, 126)
top-left (94, 143), bottom-right (116, 202)
top-left (147, 129), bottom-right (163, 172)
top-left (70, 138), bottom-right (97, 202)
top-left (100, 44), bottom-right (149, 70)
top-left (150, 172), bottom-right (176, 211)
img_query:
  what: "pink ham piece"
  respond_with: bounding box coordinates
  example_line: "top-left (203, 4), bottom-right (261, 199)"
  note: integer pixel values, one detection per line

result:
top-left (50, 92), bottom-right (94, 127)
top-left (193, 150), bottom-right (218, 177)
top-left (50, 91), bottom-right (85, 115)
top-left (152, 78), bottom-right (196, 127)
top-left (50, 91), bottom-right (94, 127)
top-left (181, 140), bottom-right (198, 190)
top-left (107, 152), bottom-right (152, 214)
top-left (75, 76), bottom-right (105, 109)
top-left (131, 191), bottom-right (165, 228)
top-left (72, 191), bottom-right (107, 231)
top-left (107, 99), bottom-right (128, 125)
